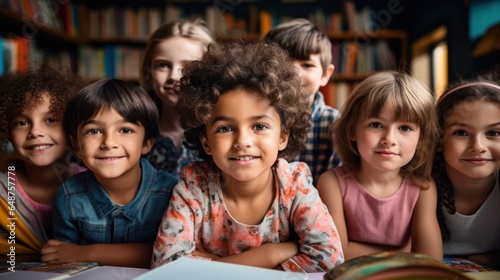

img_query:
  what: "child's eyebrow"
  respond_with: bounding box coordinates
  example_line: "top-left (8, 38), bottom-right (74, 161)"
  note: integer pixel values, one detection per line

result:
top-left (211, 115), bottom-right (275, 125)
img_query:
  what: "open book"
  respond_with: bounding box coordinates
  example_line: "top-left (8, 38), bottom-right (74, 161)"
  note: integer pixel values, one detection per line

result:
top-left (0, 262), bottom-right (147, 280)
top-left (0, 262), bottom-right (98, 279)
top-left (324, 252), bottom-right (473, 280)
top-left (135, 257), bottom-right (307, 280)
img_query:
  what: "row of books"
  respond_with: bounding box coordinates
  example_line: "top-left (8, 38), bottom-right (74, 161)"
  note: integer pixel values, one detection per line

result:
top-left (0, 35), bottom-right (142, 80)
top-left (0, 0), bottom-right (64, 32)
top-left (333, 40), bottom-right (397, 76)
top-left (0, 0), bottom-right (383, 39)
top-left (77, 45), bottom-right (142, 80)
top-left (0, 36), bottom-right (74, 76)
top-left (321, 82), bottom-right (354, 110)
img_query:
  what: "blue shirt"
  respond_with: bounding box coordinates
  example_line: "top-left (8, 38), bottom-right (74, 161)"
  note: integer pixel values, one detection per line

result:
top-left (291, 92), bottom-right (341, 185)
top-left (53, 158), bottom-right (176, 244)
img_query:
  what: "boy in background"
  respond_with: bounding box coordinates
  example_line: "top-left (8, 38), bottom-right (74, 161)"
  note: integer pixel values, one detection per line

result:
top-left (264, 18), bottom-right (340, 184)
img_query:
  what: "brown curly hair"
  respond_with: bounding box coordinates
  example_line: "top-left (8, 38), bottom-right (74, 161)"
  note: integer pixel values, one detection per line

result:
top-left (432, 72), bottom-right (500, 241)
top-left (176, 40), bottom-right (311, 161)
top-left (0, 65), bottom-right (87, 159)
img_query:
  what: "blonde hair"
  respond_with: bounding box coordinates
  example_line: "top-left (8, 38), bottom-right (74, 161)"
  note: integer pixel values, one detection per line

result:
top-left (334, 71), bottom-right (439, 187)
top-left (139, 19), bottom-right (214, 111)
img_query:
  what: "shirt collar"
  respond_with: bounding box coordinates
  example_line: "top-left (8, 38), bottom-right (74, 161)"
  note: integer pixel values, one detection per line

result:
top-left (85, 158), bottom-right (156, 220)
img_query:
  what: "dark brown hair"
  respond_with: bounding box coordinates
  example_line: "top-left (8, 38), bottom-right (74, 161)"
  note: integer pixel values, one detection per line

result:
top-left (64, 79), bottom-right (160, 144)
top-left (176, 40), bottom-right (311, 161)
top-left (0, 65), bottom-right (86, 159)
top-left (433, 72), bottom-right (500, 241)
top-left (263, 18), bottom-right (332, 74)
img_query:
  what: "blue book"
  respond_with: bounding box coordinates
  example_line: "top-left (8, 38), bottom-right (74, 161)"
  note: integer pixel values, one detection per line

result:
top-left (104, 45), bottom-right (115, 78)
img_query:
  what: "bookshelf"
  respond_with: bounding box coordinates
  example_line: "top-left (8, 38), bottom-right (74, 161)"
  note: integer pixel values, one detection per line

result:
top-left (0, 0), bottom-right (408, 107)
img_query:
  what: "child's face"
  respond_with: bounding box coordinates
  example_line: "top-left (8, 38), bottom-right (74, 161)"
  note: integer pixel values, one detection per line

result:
top-left (441, 100), bottom-right (500, 180)
top-left (10, 93), bottom-right (68, 167)
top-left (352, 102), bottom-right (420, 174)
top-left (72, 108), bottom-right (153, 182)
top-left (292, 54), bottom-right (333, 103)
top-left (151, 36), bottom-right (204, 108)
top-left (200, 89), bottom-right (288, 183)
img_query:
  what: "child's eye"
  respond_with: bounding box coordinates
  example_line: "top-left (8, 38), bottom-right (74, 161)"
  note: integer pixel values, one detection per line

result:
top-left (368, 122), bottom-right (383, 128)
top-left (85, 128), bottom-right (101, 135)
top-left (46, 118), bottom-right (58, 123)
top-left (453, 130), bottom-right (468, 136)
top-left (120, 128), bottom-right (133, 134)
top-left (486, 130), bottom-right (500, 137)
top-left (215, 125), bottom-right (232, 133)
top-left (13, 120), bottom-right (29, 127)
top-left (400, 125), bottom-right (414, 132)
top-left (155, 62), bottom-right (171, 69)
top-left (253, 123), bottom-right (269, 131)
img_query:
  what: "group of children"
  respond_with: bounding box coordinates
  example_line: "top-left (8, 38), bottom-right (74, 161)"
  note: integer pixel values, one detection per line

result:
top-left (1, 17), bottom-right (499, 273)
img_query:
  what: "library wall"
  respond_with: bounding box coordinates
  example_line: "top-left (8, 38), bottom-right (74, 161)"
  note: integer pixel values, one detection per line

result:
top-left (0, 0), bottom-right (409, 109)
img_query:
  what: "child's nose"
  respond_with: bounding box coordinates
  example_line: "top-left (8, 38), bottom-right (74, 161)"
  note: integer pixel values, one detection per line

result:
top-left (168, 65), bottom-right (182, 81)
top-left (233, 131), bottom-right (253, 149)
top-left (468, 135), bottom-right (486, 153)
top-left (28, 123), bottom-right (45, 139)
top-left (381, 129), bottom-right (396, 146)
top-left (100, 133), bottom-right (118, 149)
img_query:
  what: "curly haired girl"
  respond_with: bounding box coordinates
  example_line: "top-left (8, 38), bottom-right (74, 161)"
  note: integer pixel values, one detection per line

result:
top-left (0, 65), bottom-right (86, 255)
top-left (151, 40), bottom-right (344, 272)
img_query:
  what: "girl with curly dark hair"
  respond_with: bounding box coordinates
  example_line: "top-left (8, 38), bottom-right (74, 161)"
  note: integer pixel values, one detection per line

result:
top-left (151, 40), bottom-right (344, 272)
top-left (433, 73), bottom-right (500, 256)
top-left (0, 65), bottom-right (86, 255)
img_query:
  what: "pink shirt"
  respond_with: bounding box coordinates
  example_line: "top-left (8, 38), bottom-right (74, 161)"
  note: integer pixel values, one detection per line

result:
top-left (333, 166), bottom-right (419, 247)
top-left (15, 163), bottom-right (86, 231)
top-left (152, 159), bottom-right (344, 272)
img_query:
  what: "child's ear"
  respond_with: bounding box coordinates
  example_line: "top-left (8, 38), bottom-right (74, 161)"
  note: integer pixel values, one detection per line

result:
top-left (278, 132), bottom-right (289, 151)
top-left (69, 135), bottom-right (82, 159)
top-left (320, 64), bottom-right (335, 87)
top-left (141, 138), bottom-right (155, 155)
top-left (200, 134), bottom-right (212, 155)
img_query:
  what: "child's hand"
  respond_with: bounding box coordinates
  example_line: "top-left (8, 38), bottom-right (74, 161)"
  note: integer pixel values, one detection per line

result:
top-left (41, 239), bottom-right (86, 262)
top-left (193, 239), bottom-right (220, 259)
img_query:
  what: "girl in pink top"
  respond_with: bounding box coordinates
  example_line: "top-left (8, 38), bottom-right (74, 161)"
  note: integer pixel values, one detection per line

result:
top-left (0, 66), bottom-right (86, 254)
top-left (317, 72), bottom-right (442, 261)
top-left (151, 40), bottom-right (344, 272)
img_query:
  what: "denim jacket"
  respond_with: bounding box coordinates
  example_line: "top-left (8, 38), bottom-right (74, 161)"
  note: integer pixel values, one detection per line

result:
top-left (53, 158), bottom-right (176, 244)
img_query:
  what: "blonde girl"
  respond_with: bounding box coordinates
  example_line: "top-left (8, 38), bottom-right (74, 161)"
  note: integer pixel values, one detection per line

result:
top-left (317, 71), bottom-right (442, 261)
top-left (140, 19), bottom-right (214, 178)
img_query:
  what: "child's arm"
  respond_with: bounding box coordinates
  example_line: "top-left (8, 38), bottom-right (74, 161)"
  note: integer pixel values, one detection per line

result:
top-left (317, 170), bottom-right (409, 260)
top-left (41, 240), bottom-right (152, 268)
top-left (199, 242), bottom-right (299, 269)
top-left (152, 184), bottom-right (298, 269)
top-left (411, 180), bottom-right (443, 261)
top-left (278, 167), bottom-right (343, 272)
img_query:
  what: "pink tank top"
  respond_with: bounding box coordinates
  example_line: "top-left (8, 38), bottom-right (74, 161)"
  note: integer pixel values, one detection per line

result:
top-left (333, 166), bottom-right (420, 247)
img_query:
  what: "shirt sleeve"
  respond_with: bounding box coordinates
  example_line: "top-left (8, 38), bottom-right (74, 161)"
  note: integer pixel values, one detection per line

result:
top-left (281, 165), bottom-right (344, 272)
top-left (151, 168), bottom-right (205, 268)
top-left (52, 184), bottom-right (79, 243)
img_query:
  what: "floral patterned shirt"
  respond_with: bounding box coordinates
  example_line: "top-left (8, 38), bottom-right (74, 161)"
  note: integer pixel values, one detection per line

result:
top-left (151, 158), bottom-right (344, 272)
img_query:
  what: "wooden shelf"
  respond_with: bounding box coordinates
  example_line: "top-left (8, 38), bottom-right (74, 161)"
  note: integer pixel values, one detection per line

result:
top-left (331, 73), bottom-right (374, 82)
top-left (0, 6), bottom-right (84, 44)
top-left (327, 30), bottom-right (407, 40)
